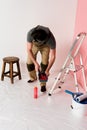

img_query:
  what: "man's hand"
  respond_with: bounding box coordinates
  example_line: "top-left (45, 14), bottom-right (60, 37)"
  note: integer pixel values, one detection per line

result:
top-left (45, 70), bottom-right (50, 76)
top-left (35, 62), bottom-right (40, 72)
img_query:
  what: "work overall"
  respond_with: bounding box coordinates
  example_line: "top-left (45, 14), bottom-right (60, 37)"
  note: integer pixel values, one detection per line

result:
top-left (27, 41), bottom-right (50, 87)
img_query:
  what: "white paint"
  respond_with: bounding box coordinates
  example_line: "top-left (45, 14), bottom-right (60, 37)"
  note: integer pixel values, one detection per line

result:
top-left (0, 70), bottom-right (87, 130)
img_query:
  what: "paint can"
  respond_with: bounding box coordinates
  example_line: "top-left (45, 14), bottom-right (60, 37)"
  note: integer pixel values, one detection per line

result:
top-left (71, 94), bottom-right (87, 116)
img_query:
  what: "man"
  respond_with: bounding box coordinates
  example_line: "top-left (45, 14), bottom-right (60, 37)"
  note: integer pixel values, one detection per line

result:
top-left (26, 25), bottom-right (56, 92)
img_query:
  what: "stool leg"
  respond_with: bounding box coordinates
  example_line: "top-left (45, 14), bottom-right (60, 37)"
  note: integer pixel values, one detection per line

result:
top-left (1, 61), bottom-right (6, 81)
top-left (10, 62), bottom-right (14, 84)
top-left (16, 61), bottom-right (21, 80)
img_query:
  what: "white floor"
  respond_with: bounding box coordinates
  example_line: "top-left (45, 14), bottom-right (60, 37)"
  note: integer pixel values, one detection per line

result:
top-left (0, 69), bottom-right (87, 130)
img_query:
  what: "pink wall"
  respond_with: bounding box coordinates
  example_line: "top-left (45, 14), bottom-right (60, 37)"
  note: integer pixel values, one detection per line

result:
top-left (74, 0), bottom-right (87, 90)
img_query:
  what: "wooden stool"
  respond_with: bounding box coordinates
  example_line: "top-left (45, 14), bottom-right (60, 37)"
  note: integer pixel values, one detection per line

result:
top-left (1, 56), bottom-right (22, 84)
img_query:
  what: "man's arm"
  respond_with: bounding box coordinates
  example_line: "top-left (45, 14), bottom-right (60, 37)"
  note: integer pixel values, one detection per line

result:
top-left (45, 48), bottom-right (56, 76)
top-left (27, 43), bottom-right (40, 71)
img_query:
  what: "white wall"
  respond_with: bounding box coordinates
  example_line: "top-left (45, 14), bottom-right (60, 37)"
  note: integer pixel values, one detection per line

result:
top-left (0, 0), bottom-right (77, 74)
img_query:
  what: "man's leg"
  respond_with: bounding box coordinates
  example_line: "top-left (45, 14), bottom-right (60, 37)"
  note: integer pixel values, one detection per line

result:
top-left (40, 45), bottom-right (50, 92)
top-left (27, 63), bottom-right (37, 82)
top-left (27, 44), bottom-right (38, 82)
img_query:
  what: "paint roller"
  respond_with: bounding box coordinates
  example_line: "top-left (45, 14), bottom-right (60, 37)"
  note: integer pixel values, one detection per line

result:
top-left (75, 93), bottom-right (87, 102)
top-left (65, 90), bottom-right (83, 101)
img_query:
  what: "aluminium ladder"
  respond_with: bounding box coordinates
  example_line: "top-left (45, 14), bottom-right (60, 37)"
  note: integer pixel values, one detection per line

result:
top-left (48, 32), bottom-right (87, 96)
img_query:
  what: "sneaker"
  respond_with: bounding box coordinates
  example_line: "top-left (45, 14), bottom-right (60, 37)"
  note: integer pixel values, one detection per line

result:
top-left (27, 79), bottom-right (37, 83)
top-left (38, 71), bottom-right (48, 82)
top-left (41, 86), bottom-right (46, 92)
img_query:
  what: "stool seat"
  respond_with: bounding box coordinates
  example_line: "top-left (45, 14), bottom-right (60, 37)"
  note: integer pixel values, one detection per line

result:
top-left (1, 56), bottom-right (22, 84)
top-left (3, 56), bottom-right (19, 62)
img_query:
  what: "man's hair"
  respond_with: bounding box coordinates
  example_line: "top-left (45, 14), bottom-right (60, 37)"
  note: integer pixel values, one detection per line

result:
top-left (31, 29), bottom-right (48, 42)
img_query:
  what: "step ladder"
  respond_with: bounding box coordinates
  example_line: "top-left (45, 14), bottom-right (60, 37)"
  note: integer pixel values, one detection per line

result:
top-left (48, 32), bottom-right (87, 96)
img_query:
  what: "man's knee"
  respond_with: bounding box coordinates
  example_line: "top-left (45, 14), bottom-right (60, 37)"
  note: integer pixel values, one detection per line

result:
top-left (41, 62), bottom-right (48, 72)
top-left (27, 63), bottom-right (35, 71)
